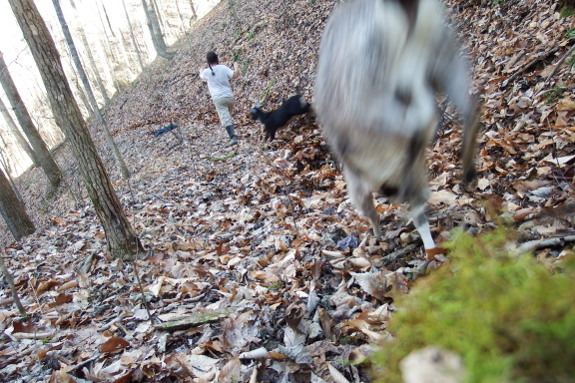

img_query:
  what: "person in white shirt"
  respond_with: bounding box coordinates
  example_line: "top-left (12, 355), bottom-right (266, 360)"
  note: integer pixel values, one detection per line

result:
top-left (199, 51), bottom-right (241, 145)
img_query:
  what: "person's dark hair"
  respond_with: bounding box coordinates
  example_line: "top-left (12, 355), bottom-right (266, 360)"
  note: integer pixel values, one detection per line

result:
top-left (207, 51), bottom-right (219, 76)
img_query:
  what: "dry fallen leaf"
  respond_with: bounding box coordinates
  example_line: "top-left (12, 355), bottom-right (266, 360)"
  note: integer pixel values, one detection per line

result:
top-left (100, 337), bottom-right (131, 353)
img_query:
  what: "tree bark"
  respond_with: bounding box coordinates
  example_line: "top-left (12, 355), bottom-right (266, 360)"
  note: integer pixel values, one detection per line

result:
top-left (8, 0), bottom-right (143, 259)
top-left (0, 166), bottom-right (34, 241)
top-left (141, 0), bottom-right (175, 60)
top-left (0, 52), bottom-right (62, 190)
top-left (52, 0), bottom-right (131, 180)
top-left (0, 96), bottom-right (39, 168)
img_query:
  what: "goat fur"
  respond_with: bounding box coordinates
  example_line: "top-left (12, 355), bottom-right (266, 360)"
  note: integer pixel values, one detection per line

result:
top-left (250, 95), bottom-right (311, 141)
top-left (314, 0), bottom-right (479, 251)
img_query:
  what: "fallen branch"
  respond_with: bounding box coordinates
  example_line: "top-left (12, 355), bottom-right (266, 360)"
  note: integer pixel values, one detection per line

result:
top-left (12, 331), bottom-right (54, 340)
top-left (516, 235), bottom-right (575, 255)
top-left (542, 43), bottom-right (575, 87)
top-left (154, 307), bottom-right (234, 332)
top-left (501, 46), bottom-right (561, 88)
top-left (67, 351), bottom-right (100, 373)
top-left (382, 244), bottom-right (419, 262)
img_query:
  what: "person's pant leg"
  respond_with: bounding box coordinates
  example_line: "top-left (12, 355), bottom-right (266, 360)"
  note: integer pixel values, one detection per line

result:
top-left (213, 97), bottom-right (235, 127)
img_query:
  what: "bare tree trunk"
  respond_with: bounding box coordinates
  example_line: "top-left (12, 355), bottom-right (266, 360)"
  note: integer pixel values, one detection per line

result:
top-left (175, 0), bottom-right (186, 32)
top-left (94, 0), bottom-right (121, 87)
top-left (98, 0), bottom-right (135, 86)
top-left (0, 52), bottom-right (62, 191)
top-left (0, 97), bottom-right (39, 168)
top-left (52, 0), bottom-right (131, 180)
top-left (121, 0), bottom-right (145, 71)
top-left (68, 0), bottom-right (113, 103)
top-left (8, 0), bottom-right (143, 260)
top-left (64, 55), bottom-right (92, 114)
top-left (0, 255), bottom-right (28, 319)
top-left (0, 166), bottom-right (34, 241)
top-left (151, 0), bottom-right (167, 32)
top-left (141, 0), bottom-right (174, 60)
top-left (190, 0), bottom-right (197, 19)
top-left (0, 135), bottom-right (24, 204)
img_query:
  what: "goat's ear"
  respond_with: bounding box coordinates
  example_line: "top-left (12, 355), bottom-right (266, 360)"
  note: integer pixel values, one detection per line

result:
top-left (255, 102), bottom-right (261, 108)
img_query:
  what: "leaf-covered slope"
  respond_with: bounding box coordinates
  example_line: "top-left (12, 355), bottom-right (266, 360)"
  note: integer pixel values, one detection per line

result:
top-left (1, 0), bottom-right (575, 381)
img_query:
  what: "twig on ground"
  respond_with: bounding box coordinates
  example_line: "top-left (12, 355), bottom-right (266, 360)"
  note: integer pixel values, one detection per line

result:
top-left (516, 235), bottom-right (575, 255)
top-left (542, 43), bottom-right (575, 87)
top-left (67, 351), bottom-right (100, 373)
top-left (502, 46), bottom-right (561, 88)
top-left (382, 244), bottom-right (419, 262)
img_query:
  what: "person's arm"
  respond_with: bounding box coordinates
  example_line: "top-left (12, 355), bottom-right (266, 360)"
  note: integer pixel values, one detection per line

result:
top-left (231, 62), bottom-right (241, 80)
top-left (199, 67), bottom-right (206, 80)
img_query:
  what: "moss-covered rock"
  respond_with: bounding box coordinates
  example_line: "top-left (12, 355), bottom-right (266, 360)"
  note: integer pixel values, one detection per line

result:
top-left (373, 229), bottom-right (575, 383)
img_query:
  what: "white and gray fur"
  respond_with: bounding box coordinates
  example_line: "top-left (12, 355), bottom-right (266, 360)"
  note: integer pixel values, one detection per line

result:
top-left (314, 0), bottom-right (479, 251)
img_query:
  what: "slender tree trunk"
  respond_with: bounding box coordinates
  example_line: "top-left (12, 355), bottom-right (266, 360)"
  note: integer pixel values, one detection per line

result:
top-left (68, 0), bottom-right (112, 103)
top-left (141, 0), bottom-right (174, 60)
top-left (0, 52), bottom-right (62, 191)
top-left (8, 0), bottom-right (143, 259)
top-left (95, 0), bottom-right (121, 80)
top-left (0, 166), bottom-right (34, 241)
top-left (175, 0), bottom-right (186, 32)
top-left (190, 0), bottom-right (197, 19)
top-left (0, 135), bottom-right (24, 204)
top-left (122, 0), bottom-right (145, 71)
top-left (0, 97), bottom-right (39, 168)
top-left (97, 0), bottom-right (134, 86)
top-left (52, 0), bottom-right (130, 180)
top-left (0, 255), bottom-right (28, 319)
top-left (65, 57), bottom-right (92, 115)
top-left (151, 0), bottom-right (167, 32)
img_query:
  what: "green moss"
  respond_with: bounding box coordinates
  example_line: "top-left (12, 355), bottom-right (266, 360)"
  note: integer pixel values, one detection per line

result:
top-left (373, 229), bottom-right (575, 383)
top-left (560, 5), bottom-right (575, 18)
top-left (211, 152), bottom-right (236, 161)
top-left (546, 85), bottom-right (566, 104)
top-left (269, 281), bottom-right (284, 291)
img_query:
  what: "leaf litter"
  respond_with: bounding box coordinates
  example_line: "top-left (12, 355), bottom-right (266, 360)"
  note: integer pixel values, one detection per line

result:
top-left (1, 0), bottom-right (575, 381)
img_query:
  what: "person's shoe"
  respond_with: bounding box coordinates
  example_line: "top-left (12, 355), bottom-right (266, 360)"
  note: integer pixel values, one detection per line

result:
top-left (225, 125), bottom-right (238, 146)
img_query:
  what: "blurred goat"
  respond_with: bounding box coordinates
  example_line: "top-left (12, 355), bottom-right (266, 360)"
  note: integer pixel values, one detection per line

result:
top-left (314, 0), bottom-right (479, 255)
top-left (250, 95), bottom-right (311, 141)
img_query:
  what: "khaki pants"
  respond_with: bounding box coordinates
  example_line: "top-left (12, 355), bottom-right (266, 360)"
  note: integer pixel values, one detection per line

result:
top-left (213, 97), bottom-right (234, 128)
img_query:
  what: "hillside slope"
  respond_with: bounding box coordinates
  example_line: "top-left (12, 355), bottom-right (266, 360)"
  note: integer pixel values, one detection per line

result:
top-left (1, 0), bottom-right (575, 381)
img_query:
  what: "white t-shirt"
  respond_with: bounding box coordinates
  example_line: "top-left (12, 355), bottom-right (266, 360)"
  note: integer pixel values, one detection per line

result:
top-left (200, 65), bottom-right (234, 99)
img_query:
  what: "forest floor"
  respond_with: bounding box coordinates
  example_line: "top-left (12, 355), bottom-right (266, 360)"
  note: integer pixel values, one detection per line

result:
top-left (1, 0), bottom-right (575, 382)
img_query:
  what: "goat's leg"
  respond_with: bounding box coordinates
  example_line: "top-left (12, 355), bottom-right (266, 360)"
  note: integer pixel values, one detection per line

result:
top-left (344, 166), bottom-right (382, 236)
top-left (411, 203), bottom-right (435, 250)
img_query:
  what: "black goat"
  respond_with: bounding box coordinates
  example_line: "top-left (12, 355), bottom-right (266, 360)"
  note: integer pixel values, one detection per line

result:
top-left (250, 95), bottom-right (311, 141)
top-left (314, 0), bottom-right (479, 255)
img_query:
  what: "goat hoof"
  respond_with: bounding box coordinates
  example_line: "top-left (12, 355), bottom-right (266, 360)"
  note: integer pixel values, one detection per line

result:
top-left (425, 247), bottom-right (447, 260)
